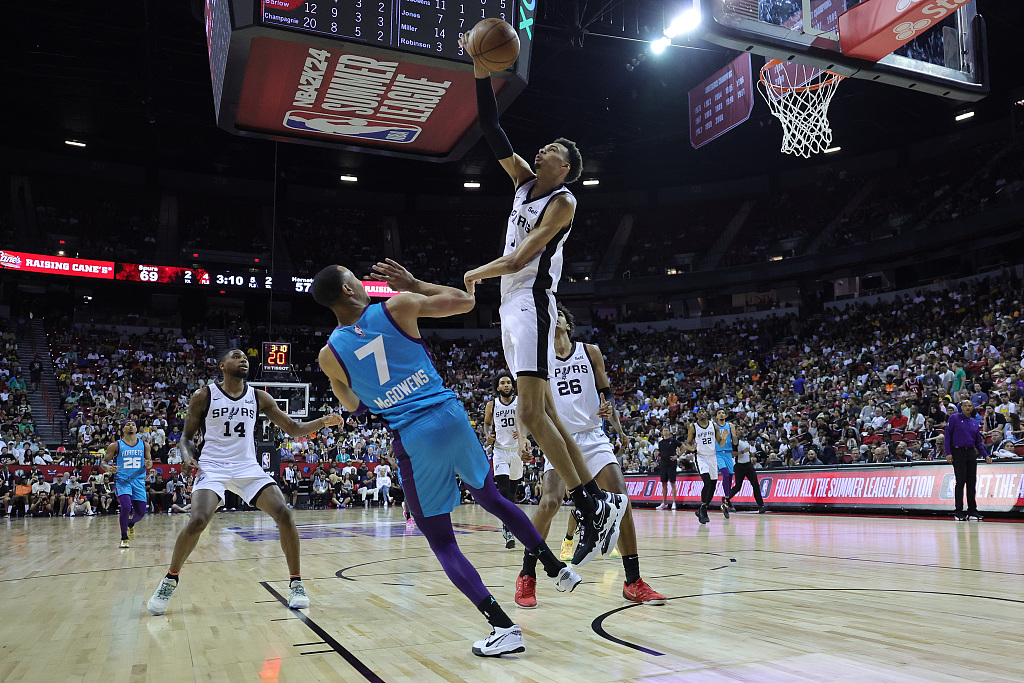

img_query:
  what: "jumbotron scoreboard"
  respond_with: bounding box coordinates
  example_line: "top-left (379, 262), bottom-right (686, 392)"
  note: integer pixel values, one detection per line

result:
top-left (205, 0), bottom-right (536, 160)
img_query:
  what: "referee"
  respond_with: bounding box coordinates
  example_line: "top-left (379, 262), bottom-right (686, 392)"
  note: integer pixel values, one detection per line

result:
top-left (944, 399), bottom-right (991, 521)
top-left (729, 428), bottom-right (766, 514)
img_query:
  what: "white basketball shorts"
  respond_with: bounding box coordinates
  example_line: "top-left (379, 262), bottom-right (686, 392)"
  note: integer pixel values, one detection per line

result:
top-left (695, 452), bottom-right (719, 479)
top-left (499, 288), bottom-right (557, 380)
top-left (492, 447), bottom-right (524, 480)
top-left (194, 459), bottom-right (277, 505)
top-left (544, 427), bottom-right (618, 478)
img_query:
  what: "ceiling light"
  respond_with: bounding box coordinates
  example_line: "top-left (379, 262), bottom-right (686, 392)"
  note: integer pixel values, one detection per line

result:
top-left (339, 174), bottom-right (358, 182)
top-left (955, 111), bottom-right (974, 122)
top-left (650, 37), bottom-right (670, 54)
top-left (464, 181), bottom-right (481, 189)
top-left (664, 7), bottom-right (701, 39)
top-left (582, 179), bottom-right (600, 186)
top-left (824, 146), bottom-right (842, 154)
top-left (64, 140), bottom-right (86, 147)
top-left (57, 251), bottom-right (65, 256)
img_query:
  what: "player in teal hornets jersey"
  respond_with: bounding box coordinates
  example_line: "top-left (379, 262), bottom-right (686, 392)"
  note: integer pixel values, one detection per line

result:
top-left (101, 420), bottom-right (152, 548)
top-left (313, 259), bottom-right (580, 658)
top-left (715, 408), bottom-right (738, 518)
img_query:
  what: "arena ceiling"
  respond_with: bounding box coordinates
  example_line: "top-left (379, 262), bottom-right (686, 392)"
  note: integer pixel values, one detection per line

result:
top-left (2, 1), bottom-right (1022, 192)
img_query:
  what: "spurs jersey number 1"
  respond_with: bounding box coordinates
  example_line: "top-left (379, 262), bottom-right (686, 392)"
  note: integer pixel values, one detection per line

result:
top-left (493, 396), bottom-right (518, 450)
top-left (201, 382), bottom-right (258, 466)
top-left (550, 342), bottom-right (601, 434)
top-left (500, 178), bottom-right (575, 298)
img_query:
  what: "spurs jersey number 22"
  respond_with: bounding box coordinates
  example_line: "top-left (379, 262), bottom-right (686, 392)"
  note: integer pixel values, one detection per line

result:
top-left (493, 396), bottom-right (518, 450)
top-left (201, 382), bottom-right (259, 466)
top-left (500, 178), bottom-right (575, 298)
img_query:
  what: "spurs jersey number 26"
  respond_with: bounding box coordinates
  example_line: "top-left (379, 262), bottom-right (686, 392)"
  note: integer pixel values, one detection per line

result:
top-left (201, 382), bottom-right (259, 466)
top-left (493, 396), bottom-right (518, 450)
top-left (500, 178), bottom-right (575, 298)
top-left (550, 341), bottom-right (601, 434)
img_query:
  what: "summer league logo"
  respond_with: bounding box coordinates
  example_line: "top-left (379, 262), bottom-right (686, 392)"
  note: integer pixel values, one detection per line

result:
top-left (282, 111), bottom-right (421, 143)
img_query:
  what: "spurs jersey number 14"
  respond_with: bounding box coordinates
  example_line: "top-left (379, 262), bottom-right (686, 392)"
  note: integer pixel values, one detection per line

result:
top-left (550, 342), bottom-right (601, 435)
top-left (492, 396), bottom-right (518, 450)
top-left (500, 178), bottom-right (575, 298)
top-left (201, 382), bottom-right (259, 466)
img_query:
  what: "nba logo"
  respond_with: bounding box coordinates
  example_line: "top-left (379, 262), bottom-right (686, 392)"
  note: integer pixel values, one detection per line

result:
top-left (282, 110), bottom-right (421, 143)
top-left (354, 325), bottom-right (365, 337)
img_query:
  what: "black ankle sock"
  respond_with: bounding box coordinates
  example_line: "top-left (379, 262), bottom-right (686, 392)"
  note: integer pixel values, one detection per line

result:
top-left (564, 533), bottom-right (573, 542)
top-left (166, 571), bottom-right (179, 583)
top-left (622, 554), bottom-right (641, 585)
top-left (569, 485), bottom-right (597, 516)
top-left (477, 595), bottom-right (514, 629)
top-left (520, 549), bottom-right (538, 579)
top-left (290, 574), bottom-right (302, 584)
top-left (583, 479), bottom-right (603, 500)
top-left (531, 542), bottom-right (565, 578)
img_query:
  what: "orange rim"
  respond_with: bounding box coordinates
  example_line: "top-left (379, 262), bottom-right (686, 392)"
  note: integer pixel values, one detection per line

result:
top-left (759, 59), bottom-right (845, 93)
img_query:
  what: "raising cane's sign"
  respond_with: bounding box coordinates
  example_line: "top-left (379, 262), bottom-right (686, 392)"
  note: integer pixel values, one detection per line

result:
top-left (235, 37), bottom-right (505, 156)
top-left (0, 249), bottom-right (115, 280)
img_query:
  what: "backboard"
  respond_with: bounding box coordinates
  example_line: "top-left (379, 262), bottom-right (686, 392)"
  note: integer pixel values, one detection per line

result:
top-left (251, 382), bottom-right (310, 418)
top-left (697, 0), bottom-right (988, 101)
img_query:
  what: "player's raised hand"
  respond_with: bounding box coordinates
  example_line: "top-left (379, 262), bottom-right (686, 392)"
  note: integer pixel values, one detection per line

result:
top-left (322, 413), bottom-right (344, 428)
top-left (371, 259), bottom-right (418, 292)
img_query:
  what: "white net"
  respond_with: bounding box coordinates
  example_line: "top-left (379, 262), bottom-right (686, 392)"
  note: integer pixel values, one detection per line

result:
top-left (758, 60), bottom-right (844, 158)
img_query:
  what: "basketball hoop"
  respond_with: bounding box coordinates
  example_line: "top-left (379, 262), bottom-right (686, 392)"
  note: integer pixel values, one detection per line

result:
top-left (758, 59), bottom-right (845, 158)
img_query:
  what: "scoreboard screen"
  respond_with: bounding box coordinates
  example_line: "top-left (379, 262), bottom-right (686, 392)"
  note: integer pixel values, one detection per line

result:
top-left (263, 342), bottom-right (292, 372)
top-left (116, 264), bottom-right (211, 286)
top-left (259, 0), bottom-right (519, 64)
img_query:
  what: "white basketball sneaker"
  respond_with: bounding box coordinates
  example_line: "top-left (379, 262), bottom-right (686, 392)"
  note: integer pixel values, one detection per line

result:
top-left (472, 624), bottom-right (525, 657)
top-left (553, 565), bottom-right (581, 593)
top-left (147, 577), bottom-right (178, 615)
top-left (288, 581), bottom-right (310, 609)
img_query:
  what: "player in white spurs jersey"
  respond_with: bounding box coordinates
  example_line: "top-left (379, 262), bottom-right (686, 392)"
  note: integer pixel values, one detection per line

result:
top-left (514, 304), bottom-right (665, 608)
top-left (686, 408), bottom-right (728, 525)
top-left (463, 43), bottom-right (627, 569)
top-left (146, 349), bottom-right (342, 616)
top-left (484, 372), bottom-right (525, 549)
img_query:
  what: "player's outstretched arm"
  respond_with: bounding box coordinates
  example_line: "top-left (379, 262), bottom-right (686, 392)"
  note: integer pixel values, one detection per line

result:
top-left (144, 439), bottom-right (153, 471)
top-left (685, 424), bottom-right (697, 452)
top-left (101, 442), bottom-right (119, 474)
top-left (586, 343), bottom-right (627, 440)
top-left (460, 35), bottom-right (533, 187)
top-left (256, 390), bottom-right (342, 438)
top-left (464, 193), bottom-right (576, 285)
top-left (371, 259), bottom-right (476, 316)
top-left (179, 386), bottom-right (210, 475)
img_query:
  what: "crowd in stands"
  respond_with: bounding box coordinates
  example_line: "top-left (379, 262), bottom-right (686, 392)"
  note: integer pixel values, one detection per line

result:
top-left (48, 324), bottom-right (219, 465)
top-left (178, 195), bottom-right (268, 254)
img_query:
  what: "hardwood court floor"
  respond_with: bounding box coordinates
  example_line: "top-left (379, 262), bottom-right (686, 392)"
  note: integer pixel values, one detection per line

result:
top-left (1, 504), bottom-right (1022, 683)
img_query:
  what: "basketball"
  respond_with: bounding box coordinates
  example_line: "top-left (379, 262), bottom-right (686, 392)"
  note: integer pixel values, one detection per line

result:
top-left (467, 18), bottom-right (520, 72)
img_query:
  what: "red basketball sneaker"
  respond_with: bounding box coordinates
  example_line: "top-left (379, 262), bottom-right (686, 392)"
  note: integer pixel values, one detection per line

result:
top-left (514, 574), bottom-right (537, 609)
top-left (622, 578), bottom-right (666, 605)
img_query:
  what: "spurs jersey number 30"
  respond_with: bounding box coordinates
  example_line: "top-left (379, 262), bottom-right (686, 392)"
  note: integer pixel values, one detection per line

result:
top-left (201, 382), bottom-right (259, 466)
top-left (550, 341), bottom-right (601, 434)
top-left (500, 178), bottom-right (575, 298)
top-left (493, 396), bottom-right (518, 450)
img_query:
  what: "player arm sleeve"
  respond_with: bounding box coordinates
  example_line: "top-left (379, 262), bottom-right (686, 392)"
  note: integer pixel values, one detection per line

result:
top-left (475, 77), bottom-right (514, 159)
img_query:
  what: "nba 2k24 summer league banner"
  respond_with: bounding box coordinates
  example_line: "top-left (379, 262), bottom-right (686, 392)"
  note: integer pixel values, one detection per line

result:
top-left (624, 464), bottom-right (1024, 512)
top-left (235, 38), bottom-right (506, 155)
top-left (688, 53), bottom-right (754, 150)
top-left (0, 249), bottom-right (115, 280)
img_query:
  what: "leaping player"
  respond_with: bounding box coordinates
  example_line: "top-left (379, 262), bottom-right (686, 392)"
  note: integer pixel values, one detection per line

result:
top-left (313, 260), bottom-right (580, 657)
top-left (145, 349), bottom-right (343, 615)
top-left (484, 371), bottom-right (526, 549)
top-left (101, 420), bottom-right (152, 548)
top-left (462, 38), bottom-right (627, 568)
top-left (514, 303), bottom-right (666, 607)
